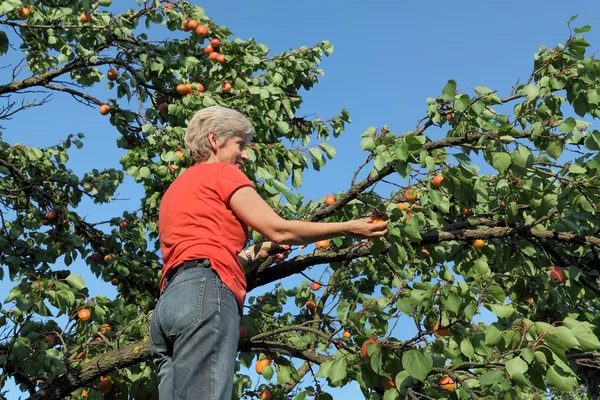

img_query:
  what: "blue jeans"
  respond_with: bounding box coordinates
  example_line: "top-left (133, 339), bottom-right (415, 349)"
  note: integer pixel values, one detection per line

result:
top-left (150, 262), bottom-right (240, 400)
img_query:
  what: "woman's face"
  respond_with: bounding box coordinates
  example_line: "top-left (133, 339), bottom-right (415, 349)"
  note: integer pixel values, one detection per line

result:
top-left (215, 134), bottom-right (249, 169)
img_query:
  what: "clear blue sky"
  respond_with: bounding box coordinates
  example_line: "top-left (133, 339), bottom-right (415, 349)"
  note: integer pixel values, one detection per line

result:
top-left (2, 1), bottom-right (600, 398)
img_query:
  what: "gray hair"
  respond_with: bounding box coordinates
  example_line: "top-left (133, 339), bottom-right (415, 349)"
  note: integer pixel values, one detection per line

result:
top-left (184, 106), bottom-right (255, 163)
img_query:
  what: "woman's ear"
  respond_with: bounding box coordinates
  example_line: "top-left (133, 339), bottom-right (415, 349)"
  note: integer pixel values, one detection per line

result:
top-left (208, 131), bottom-right (218, 152)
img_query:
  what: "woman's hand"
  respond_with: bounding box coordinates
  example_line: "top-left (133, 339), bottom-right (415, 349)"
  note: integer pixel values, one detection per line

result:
top-left (344, 216), bottom-right (389, 239)
top-left (254, 242), bottom-right (292, 263)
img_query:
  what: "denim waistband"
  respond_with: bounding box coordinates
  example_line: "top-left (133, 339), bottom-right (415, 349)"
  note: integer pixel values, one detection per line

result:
top-left (163, 259), bottom-right (210, 290)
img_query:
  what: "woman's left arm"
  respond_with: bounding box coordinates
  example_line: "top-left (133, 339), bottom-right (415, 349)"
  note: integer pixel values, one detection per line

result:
top-left (237, 242), bottom-right (291, 269)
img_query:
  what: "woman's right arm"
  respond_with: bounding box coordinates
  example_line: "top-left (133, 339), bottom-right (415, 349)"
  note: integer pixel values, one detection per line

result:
top-left (229, 186), bottom-right (388, 245)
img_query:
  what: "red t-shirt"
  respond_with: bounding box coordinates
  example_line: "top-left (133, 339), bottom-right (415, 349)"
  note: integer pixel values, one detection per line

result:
top-left (158, 163), bottom-right (255, 312)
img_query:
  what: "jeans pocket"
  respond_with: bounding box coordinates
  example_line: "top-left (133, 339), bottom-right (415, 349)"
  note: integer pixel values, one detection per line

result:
top-left (159, 276), bottom-right (207, 337)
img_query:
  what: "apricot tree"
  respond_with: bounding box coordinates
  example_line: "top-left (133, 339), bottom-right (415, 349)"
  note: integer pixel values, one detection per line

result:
top-left (1, 2), bottom-right (600, 399)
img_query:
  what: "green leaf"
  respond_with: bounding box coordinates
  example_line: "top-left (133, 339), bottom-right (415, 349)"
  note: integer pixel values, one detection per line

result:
top-left (475, 86), bottom-right (502, 105)
top-left (276, 121), bottom-right (290, 134)
top-left (568, 164), bottom-right (586, 174)
top-left (546, 326), bottom-right (580, 351)
top-left (559, 118), bottom-right (576, 133)
top-left (547, 365), bottom-right (577, 392)
top-left (506, 357), bottom-right (528, 377)
top-left (318, 143), bottom-right (337, 159)
top-left (0, 32), bottom-right (8, 56)
top-left (521, 348), bottom-right (534, 363)
top-left (569, 326), bottom-right (600, 351)
top-left (401, 350), bottom-right (432, 382)
top-left (485, 323), bottom-right (503, 346)
top-left (491, 152), bottom-right (512, 173)
top-left (460, 338), bottom-right (475, 358)
top-left (521, 84), bottom-right (539, 101)
top-left (405, 135), bottom-right (426, 151)
top-left (139, 167), bottom-right (151, 179)
top-left (361, 137), bottom-right (376, 152)
top-left (65, 274), bottom-right (86, 291)
top-left (511, 146), bottom-right (533, 168)
top-left (574, 25), bottom-right (591, 34)
top-left (403, 223), bottom-right (422, 242)
top-left (329, 356), bottom-right (347, 383)
top-left (292, 169), bottom-right (303, 188)
top-left (262, 365), bottom-right (274, 381)
top-left (488, 304), bottom-right (516, 318)
top-left (442, 79), bottom-right (457, 100)
top-left (479, 370), bottom-right (504, 386)
top-left (316, 361), bottom-right (332, 379)
top-left (443, 292), bottom-right (461, 314)
top-left (276, 364), bottom-right (291, 385)
top-left (546, 141), bottom-right (563, 160)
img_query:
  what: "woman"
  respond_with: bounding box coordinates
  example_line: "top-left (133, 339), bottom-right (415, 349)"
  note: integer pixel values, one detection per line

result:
top-left (150, 106), bottom-right (388, 399)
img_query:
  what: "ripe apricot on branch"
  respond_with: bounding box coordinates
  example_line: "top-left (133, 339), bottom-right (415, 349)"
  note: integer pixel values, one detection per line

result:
top-left (405, 188), bottom-right (418, 203)
top-left (383, 376), bottom-right (396, 390)
top-left (255, 359), bottom-right (270, 374)
top-left (181, 19), bottom-right (190, 31)
top-left (305, 300), bottom-right (316, 312)
top-left (216, 54), bottom-right (226, 64)
top-left (361, 338), bottom-right (378, 359)
top-left (209, 51), bottom-right (219, 61)
top-left (187, 19), bottom-right (199, 30)
top-left (19, 7), bottom-right (31, 18)
top-left (107, 69), bottom-right (119, 81)
top-left (433, 322), bottom-right (449, 338)
top-left (440, 375), bottom-right (455, 391)
top-left (78, 308), bottom-right (91, 321)
top-left (196, 25), bottom-right (208, 36)
top-left (311, 282), bottom-right (321, 291)
top-left (47, 209), bottom-right (58, 221)
top-left (315, 240), bottom-right (330, 250)
top-left (210, 38), bottom-right (221, 47)
top-left (204, 44), bottom-right (214, 55)
top-left (472, 239), bottom-right (485, 249)
top-left (222, 82), bottom-right (232, 93)
top-left (98, 376), bottom-right (113, 393)
top-left (343, 330), bottom-right (351, 338)
top-left (80, 13), bottom-right (91, 23)
top-left (261, 390), bottom-right (272, 400)
top-left (158, 103), bottom-right (169, 114)
top-left (432, 175), bottom-right (444, 189)
top-left (325, 194), bottom-right (335, 205)
top-left (550, 266), bottom-right (566, 284)
top-left (397, 202), bottom-right (409, 211)
top-left (176, 83), bottom-right (190, 95)
top-left (99, 104), bottom-right (111, 115)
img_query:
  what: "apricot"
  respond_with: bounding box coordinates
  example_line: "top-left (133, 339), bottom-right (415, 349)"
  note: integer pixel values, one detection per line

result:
top-left (405, 188), bottom-right (418, 203)
top-left (315, 240), bottom-right (330, 250)
top-left (433, 322), bottom-right (449, 338)
top-left (196, 25), bottom-right (208, 36)
top-left (19, 7), bottom-right (31, 18)
top-left (78, 308), bottom-right (91, 321)
top-left (440, 375), bottom-right (455, 391)
top-left (107, 69), bottom-right (118, 81)
top-left (255, 359), bottom-right (270, 374)
top-left (472, 239), bottom-right (485, 249)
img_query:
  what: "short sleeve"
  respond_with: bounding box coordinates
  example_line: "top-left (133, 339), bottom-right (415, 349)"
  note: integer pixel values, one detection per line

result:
top-left (215, 164), bottom-right (255, 205)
